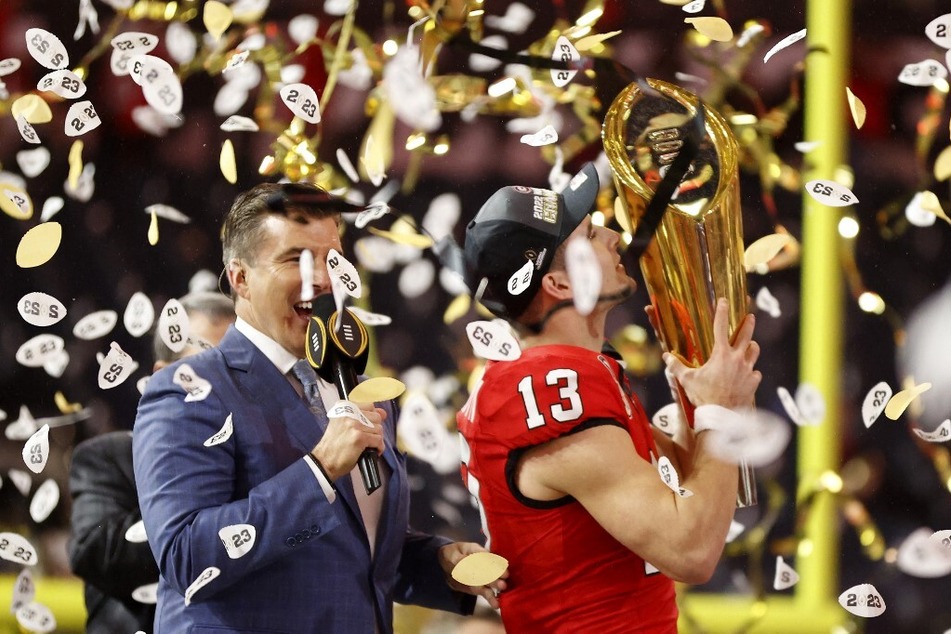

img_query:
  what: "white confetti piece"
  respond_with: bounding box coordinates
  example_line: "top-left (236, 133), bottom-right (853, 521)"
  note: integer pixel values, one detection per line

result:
top-left (18, 292), bottom-right (66, 327)
top-left (184, 567), bottom-right (220, 606)
top-left (805, 179), bottom-right (858, 207)
top-left (651, 402), bottom-right (682, 437)
top-left (64, 162), bottom-right (95, 202)
top-left (15, 601), bottom-right (55, 633)
top-left (326, 249), bottom-right (362, 298)
top-left (25, 28), bottom-right (68, 70)
top-left (898, 59), bottom-right (948, 87)
top-left (8, 469), bottom-right (33, 496)
top-left (145, 204), bottom-right (191, 224)
top-left (777, 386), bottom-right (806, 426)
top-left (123, 292), bottom-right (155, 337)
top-left (15, 114), bottom-right (41, 145)
top-left (73, 309), bottom-right (118, 340)
top-left (111, 31), bottom-right (159, 55)
top-left (299, 249), bottom-right (315, 302)
top-left (40, 196), bottom-right (64, 222)
top-left (896, 527), bottom-right (951, 578)
top-left (22, 425), bottom-right (50, 475)
top-left (705, 408), bottom-right (792, 467)
top-left (125, 520), bottom-right (148, 543)
top-left (42, 349), bottom-right (69, 379)
top-left (16, 147), bottom-right (51, 178)
top-left (289, 14), bottom-right (319, 44)
top-left (657, 456), bottom-right (692, 497)
top-left (550, 36), bottom-right (580, 88)
top-left (36, 69), bottom-right (86, 99)
top-left (926, 14), bottom-right (951, 49)
top-left (158, 298), bottom-right (189, 354)
top-left (16, 334), bottom-right (65, 368)
top-left (324, 0), bottom-right (352, 15)
top-left (507, 259), bottom-right (534, 297)
top-left (422, 193), bottom-right (461, 243)
top-left (755, 286), bottom-right (781, 317)
top-left (520, 124), bottom-right (559, 147)
top-left (931, 530), bottom-right (951, 550)
top-left (132, 582), bottom-right (158, 604)
top-left (11, 568), bottom-right (35, 614)
top-left (97, 341), bottom-right (136, 389)
top-left (838, 583), bottom-right (886, 618)
top-left (204, 413), bottom-right (233, 447)
top-left (137, 56), bottom-right (184, 115)
top-left (469, 35), bottom-right (507, 72)
top-left (773, 556), bottom-right (800, 590)
top-left (326, 400), bottom-right (374, 428)
top-left (1, 185), bottom-right (33, 219)
top-left (682, 0), bottom-right (705, 13)
top-left (383, 45), bottom-right (441, 131)
top-left (64, 100), bottom-right (102, 137)
top-left (794, 382), bottom-right (825, 426)
top-left (0, 532), bottom-right (39, 566)
top-left (912, 419), bottom-right (951, 443)
top-left (565, 236), bottom-right (602, 316)
top-left (347, 306), bottom-right (392, 327)
top-left (220, 115), bottom-right (258, 132)
top-left (28, 479), bottom-right (59, 523)
top-left (905, 191), bottom-right (940, 227)
top-left (218, 524), bottom-right (257, 559)
top-left (354, 202), bottom-right (390, 229)
top-left (398, 258), bottom-right (435, 299)
top-left (0, 57), bottom-right (21, 76)
top-left (173, 363), bottom-right (213, 402)
top-left (136, 375), bottom-right (150, 395)
top-left (397, 392), bottom-right (450, 464)
top-left (354, 236), bottom-right (398, 273)
top-left (465, 320), bottom-right (521, 361)
top-left (279, 83), bottom-right (321, 124)
top-left (794, 140), bottom-right (822, 153)
top-left (860, 382), bottom-right (892, 428)
top-left (763, 28), bottom-right (807, 64)
top-left (222, 50), bottom-right (249, 74)
top-left (484, 3), bottom-right (534, 33)
top-left (166, 22), bottom-right (197, 65)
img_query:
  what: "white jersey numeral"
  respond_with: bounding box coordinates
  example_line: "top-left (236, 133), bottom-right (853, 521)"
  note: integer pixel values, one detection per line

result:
top-left (517, 368), bottom-right (583, 429)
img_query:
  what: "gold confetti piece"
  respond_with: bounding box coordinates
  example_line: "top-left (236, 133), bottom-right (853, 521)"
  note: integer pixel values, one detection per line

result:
top-left (574, 30), bottom-right (623, 53)
top-left (54, 391), bottom-right (81, 414)
top-left (884, 382), bottom-right (932, 420)
top-left (11, 94), bottom-right (53, 124)
top-left (915, 190), bottom-right (951, 224)
top-left (743, 233), bottom-right (795, 272)
top-left (68, 140), bottom-right (84, 190)
top-left (203, 1), bottom-right (233, 40)
top-left (443, 293), bottom-right (471, 324)
top-left (220, 139), bottom-right (237, 184)
top-left (367, 227), bottom-right (434, 249)
top-left (613, 196), bottom-right (633, 234)
top-left (451, 552), bottom-right (509, 587)
top-left (1, 186), bottom-right (33, 220)
top-left (348, 376), bottom-right (406, 403)
top-left (846, 87), bottom-right (866, 129)
top-left (148, 210), bottom-right (159, 245)
top-left (684, 17), bottom-right (734, 42)
top-left (16, 222), bottom-right (62, 268)
top-left (934, 146), bottom-right (951, 182)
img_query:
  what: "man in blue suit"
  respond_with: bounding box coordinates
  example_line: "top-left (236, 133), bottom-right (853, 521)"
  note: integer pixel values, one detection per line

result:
top-left (133, 183), bottom-right (502, 633)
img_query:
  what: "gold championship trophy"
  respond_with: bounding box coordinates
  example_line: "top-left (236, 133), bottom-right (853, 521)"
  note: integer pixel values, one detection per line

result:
top-left (603, 79), bottom-right (757, 507)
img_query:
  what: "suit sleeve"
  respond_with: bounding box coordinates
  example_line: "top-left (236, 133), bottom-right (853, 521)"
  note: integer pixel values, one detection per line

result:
top-left (394, 529), bottom-right (476, 614)
top-left (68, 435), bottom-right (160, 598)
top-left (133, 363), bottom-right (343, 602)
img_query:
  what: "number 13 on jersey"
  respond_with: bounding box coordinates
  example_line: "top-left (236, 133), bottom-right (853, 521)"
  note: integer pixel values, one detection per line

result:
top-left (517, 368), bottom-right (583, 429)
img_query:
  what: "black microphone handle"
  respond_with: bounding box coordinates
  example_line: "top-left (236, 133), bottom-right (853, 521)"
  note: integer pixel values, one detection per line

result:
top-left (331, 360), bottom-right (382, 495)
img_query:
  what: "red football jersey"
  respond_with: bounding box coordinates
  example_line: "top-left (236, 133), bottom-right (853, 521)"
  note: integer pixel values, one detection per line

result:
top-left (457, 345), bottom-right (677, 633)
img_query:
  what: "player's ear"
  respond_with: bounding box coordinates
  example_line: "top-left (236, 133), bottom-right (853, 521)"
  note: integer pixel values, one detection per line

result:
top-left (228, 259), bottom-right (250, 299)
top-left (540, 270), bottom-right (572, 301)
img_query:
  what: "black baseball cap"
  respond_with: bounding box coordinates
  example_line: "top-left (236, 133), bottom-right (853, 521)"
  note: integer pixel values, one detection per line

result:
top-left (463, 163), bottom-right (600, 319)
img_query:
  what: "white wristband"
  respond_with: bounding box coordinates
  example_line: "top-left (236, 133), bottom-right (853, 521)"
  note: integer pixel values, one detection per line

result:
top-left (693, 404), bottom-right (735, 434)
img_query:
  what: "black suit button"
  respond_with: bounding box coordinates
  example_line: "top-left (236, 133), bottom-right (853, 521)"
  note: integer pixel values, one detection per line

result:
top-left (285, 537), bottom-right (296, 547)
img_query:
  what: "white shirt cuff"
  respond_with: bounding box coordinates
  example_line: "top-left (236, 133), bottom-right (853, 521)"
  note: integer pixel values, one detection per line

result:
top-left (304, 455), bottom-right (336, 503)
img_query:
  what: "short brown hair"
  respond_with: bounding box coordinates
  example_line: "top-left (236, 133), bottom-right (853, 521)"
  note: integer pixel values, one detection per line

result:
top-left (220, 182), bottom-right (343, 266)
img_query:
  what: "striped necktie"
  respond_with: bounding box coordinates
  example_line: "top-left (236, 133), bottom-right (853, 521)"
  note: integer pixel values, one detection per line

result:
top-left (291, 359), bottom-right (326, 418)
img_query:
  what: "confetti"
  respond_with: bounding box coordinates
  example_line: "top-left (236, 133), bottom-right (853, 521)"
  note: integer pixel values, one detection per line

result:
top-left (383, 46), bottom-right (440, 132)
top-left (361, 133), bottom-right (387, 187)
top-left (173, 363), bottom-right (213, 402)
top-left (777, 386), bottom-right (806, 426)
top-left (40, 197), bottom-right (63, 222)
top-left (682, 0), bottom-right (706, 14)
top-left (846, 87), bottom-right (866, 129)
top-left (28, 479), bottom-right (59, 523)
top-left (838, 583), bottom-right (886, 618)
top-left (860, 382), bottom-right (891, 428)
top-left (935, 146), bottom-right (951, 181)
top-left (326, 401), bottom-right (374, 428)
top-left (203, 1), bottom-right (233, 39)
top-left (36, 69), bottom-right (87, 99)
top-left (451, 552), bottom-right (508, 587)
top-left (507, 259), bottom-right (535, 296)
top-left (43, 349), bottom-right (69, 379)
top-left (912, 418), bottom-right (951, 443)
top-left (6, 407), bottom-right (38, 442)
top-left (68, 140), bottom-right (84, 189)
top-left (220, 139), bottom-right (238, 184)
top-left (398, 259), bottom-right (435, 299)
top-left (466, 320), bottom-right (521, 362)
top-left (25, 28), bottom-right (69, 70)
top-left (64, 100), bottom-right (102, 137)
top-left (166, 22), bottom-right (197, 64)
top-left (795, 382), bottom-right (825, 426)
top-left (423, 194), bottom-right (461, 243)
top-left (98, 342), bottom-right (137, 389)
top-left (804, 179), bottom-right (858, 207)
top-left (397, 392), bottom-right (449, 464)
top-left (353, 202), bottom-right (390, 229)
top-left (218, 524), bottom-right (257, 559)
top-left (279, 83), bottom-right (321, 124)
top-left (11, 569), bottom-right (35, 614)
top-left (204, 413), bottom-right (234, 447)
top-left (705, 408), bottom-right (792, 466)
top-left (223, 50), bottom-right (250, 74)
top-left (125, 520), bottom-right (148, 543)
top-left (657, 456), bottom-right (692, 497)
top-left (324, 0), bottom-right (353, 15)
top-left (550, 35), bottom-right (580, 88)
top-left (755, 286), bottom-right (781, 317)
top-left (64, 162), bottom-right (95, 202)
top-left (15, 114), bottom-right (41, 144)
top-left (288, 14), bottom-right (319, 44)
top-left (743, 233), bottom-right (795, 273)
top-left (158, 299), bottom-right (189, 354)
top-left (773, 556), bottom-right (800, 590)
top-left (220, 115), bottom-right (258, 132)
top-left (184, 567), bottom-right (220, 606)
top-left (367, 226), bottom-right (433, 249)
top-left (905, 191), bottom-right (940, 227)
top-left (898, 59), bottom-right (948, 87)
top-left (565, 236), bottom-right (602, 316)
top-left (0, 532), bottom-right (38, 566)
top-left (148, 210), bottom-right (159, 245)
top-left (348, 377), bottom-right (407, 403)
top-left (795, 140), bottom-right (822, 153)
top-left (16, 147), bottom-right (51, 178)
top-left (136, 56), bottom-right (183, 115)
top-left (121, 292), bottom-right (154, 338)
top-left (443, 294), bottom-right (471, 325)
top-left (347, 306), bottom-right (392, 327)
top-left (18, 292), bottom-right (66, 327)
top-left (2, 185), bottom-right (33, 220)
top-left (575, 30), bottom-right (622, 53)
top-left (926, 14), bottom-right (951, 48)
top-left (73, 309), bottom-right (118, 340)
top-left (111, 31), bottom-right (159, 55)
top-left (16, 334), bottom-right (64, 368)
top-left (15, 602), bottom-right (55, 633)
top-left (53, 391), bottom-right (82, 414)
top-left (12, 95), bottom-right (53, 124)
top-left (132, 583), bottom-right (158, 604)
top-left (469, 35), bottom-right (507, 72)
top-left (0, 57), bottom-right (21, 76)
top-left (651, 402), bottom-right (682, 437)
top-left (8, 469), bottom-right (33, 496)
top-left (327, 249), bottom-right (362, 299)
top-left (22, 424), bottom-right (50, 476)
top-left (296, 248), bottom-right (315, 302)
top-left (884, 382), bottom-right (932, 420)
top-left (685, 17), bottom-right (734, 42)
top-left (520, 125), bottom-right (559, 147)
top-left (896, 527), bottom-right (951, 578)
top-left (484, 3), bottom-right (534, 33)
top-left (763, 28), bottom-right (807, 64)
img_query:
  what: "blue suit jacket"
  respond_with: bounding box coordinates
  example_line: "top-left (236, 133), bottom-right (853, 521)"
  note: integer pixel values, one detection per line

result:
top-left (133, 327), bottom-right (473, 633)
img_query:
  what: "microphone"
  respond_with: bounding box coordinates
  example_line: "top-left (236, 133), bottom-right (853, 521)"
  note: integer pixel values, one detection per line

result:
top-left (305, 294), bottom-right (382, 495)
